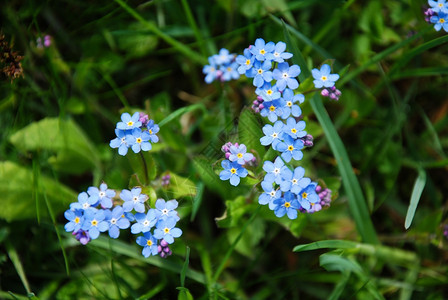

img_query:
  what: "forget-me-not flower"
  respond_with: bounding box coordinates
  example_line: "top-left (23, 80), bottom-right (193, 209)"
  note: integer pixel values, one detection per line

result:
top-left (262, 157), bottom-right (285, 185)
top-left (81, 209), bottom-right (109, 240)
top-left (429, 0), bottom-right (448, 13)
top-left (64, 209), bottom-right (84, 233)
top-left (155, 199), bottom-right (180, 221)
top-left (279, 166), bottom-right (311, 194)
top-left (105, 206), bottom-right (130, 238)
top-left (273, 192), bottom-right (299, 219)
top-left (271, 41), bottom-right (293, 63)
top-left (283, 117), bottom-right (307, 140)
top-left (281, 89), bottom-right (304, 119)
top-left (298, 184), bottom-right (320, 211)
top-left (110, 129), bottom-right (132, 156)
top-left (260, 121), bottom-right (285, 148)
top-left (136, 232), bottom-right (159, 257)
top-left (121, 187), bottom-right (148, 213)
top-left (255, 82), bottom-right (281, 102)
top-left (219, 159), bottom-right (248, 186)
top-left (87, 183), bottom-right (115, 209)
top-left (131, 209), bottom-right (158, 234)
top-left (116, 112), bottom-right (142, 130)
top-left (273, 62), bottom-right (300, 91)
top-left (258, 181), bottom-right (281, 210)
top-left (228, 144), bottom-right (254, 165)
top-left (430, 12), bottom-right (448, 31)
top-left (236, 48), bottom-right (255, 75)
top-left (312, 64), bottom-right (340, 88)
top-left (276, 135), bottom-right (304, 162)
top-left (153, 217), bottom-right (183, 244)
top-left (260, 98), bottom-right (284, 122)
top-left (249, 60), bottom-right (273, 87)
top-left (250, 38), bottom-right (275, 61)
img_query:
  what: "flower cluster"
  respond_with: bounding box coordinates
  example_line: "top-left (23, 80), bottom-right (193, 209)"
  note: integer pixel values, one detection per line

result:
top-left (1, 33), bottom-right (24, 82)
top-left (64, 183), bottom-right (182, 258)
top-left (219, 142), bottom-right (254, 186)
top-left (110, 112), bottom-right (159, 156)
top-left (312, 64), bottom-right (341, 101)
top-left (425, 0), bottom-right (448, 32)
top-left (203, 48), bottom-right (240, 83)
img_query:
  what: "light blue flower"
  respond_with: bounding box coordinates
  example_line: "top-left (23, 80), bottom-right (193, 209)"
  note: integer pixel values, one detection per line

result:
top-left (262, 157), bottom-right (285, 185)
top-left (429, 0), bottom-right (448, 13)
top-left (430, 12), bottom-right (448, 31)
top-left (121, 187), bottom-right (148, 213)
top-left (64, 209), bottom-right (84, 232)
top-left (110, 129), bottom-right (132, 156)
top-left (81, 209), bottom-right (109, 240)
top-left (248, 60), bottom-right (273, 87)
top-left (236, 48), bottom-right (255, 75)
top-left (203, 57), bottom-right (219, 83)
top-left (298, 184), bottom-right (320, 211)
top-left (127, 128), bottom-right (152, 153)
top-left (105, 206), bottom-right (130, 238)
top-left (260, 121), bottom-right (284, 148)
top-left (221, 62), bottom-right (240, 81)
top-left (87, 183), bottom-right (115, 209)
top-left (153, 217), bottom-right (182, 244)
top-left (136, 232), bottom-right (159, 257)
top-left (219, 159), bottom-right (248, 186)
top-left (281, 88), bottom-right (304, 119)
top-left (155, 199), bottom-right (180, 221)
top-left (311, 64), bottom-right (339, 88)
top-left (271, 41), bottom-right (293, 63)
top-left (116, 112), bottom-right (142, 130)
top-left (283, 117), bottom-right (307, 140)
top-left (255, 82), bottom-right (281, 102)
top-left (273, 192), bottom-right (299, 219)
top-left (258, 180), bottom-right (281, 210)
top-left (279, 166), bottom-right (311, 194)
top-left (228, 144), bottom-right (254, 165)
top-left (146, 120), bottom-right (159, 143)
top-left (249, 38), bottom-right (275, 61)
top-left (272, 62), bottom-right (300, 91)
top-left (70, 192), bottom-right (98, 210)
top-left (131, 209), bottom-right (158, 234)
top-left (213, 48), bottom-right (234, 65)
top-left (276, 135), bottom-right (304, 162)
top-left (260, 99), bottom-right (284, 122)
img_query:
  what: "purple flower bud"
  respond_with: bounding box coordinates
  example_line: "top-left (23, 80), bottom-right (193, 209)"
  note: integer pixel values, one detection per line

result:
top-left (139, 112), bottom-right (149, 127)
top-left (225, 152), bottom-right (231, 159)
top-left (329, 93), bottom-right (338, 100)
top-left (321, 89), bottom-right (330, 97)
top-left (160, 239), bottom-right (169, 247)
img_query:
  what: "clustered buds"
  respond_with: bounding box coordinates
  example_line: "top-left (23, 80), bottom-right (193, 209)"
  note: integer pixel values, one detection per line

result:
top-left (425, 0), bottom-right (448, 32)
top-left (0, 34), bottom-right (24, 82)
top-left (321, 86), bottom-right (342, 101)
top-left (161, 174), bottom-right (171, 187)
top-left (251, 96), bottom-right (265, 113)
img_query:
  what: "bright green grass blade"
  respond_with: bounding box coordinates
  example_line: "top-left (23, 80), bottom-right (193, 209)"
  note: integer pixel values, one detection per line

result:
top-left (180, 0), bottom-right (207, 57)
top-left (391, 67), bottom-right (448, 79)
top-left (339, 26), bottom-right (432, 86)
top-left (404, 168), bottom-right (427, 229)
top-left (158, 103), bottom-right (206, 128)
top-left (4, 240), bottom-right (31, 294)
top-left (293, 240), bottom-right (358, 252)
top-left (113, 0), bottom-right (207, 65)
top-left (280, 19), bottom-right (310, 80)
top-left (190, 182), bottom-right (204, 222)
top-left (180, 246), bottom-right (190, 288)
top-left (310, 94), bottom-right (379, 244)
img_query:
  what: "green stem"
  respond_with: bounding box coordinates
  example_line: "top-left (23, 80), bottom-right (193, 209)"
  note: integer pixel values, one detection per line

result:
top-left (139, 152), bottom-right (149, 186)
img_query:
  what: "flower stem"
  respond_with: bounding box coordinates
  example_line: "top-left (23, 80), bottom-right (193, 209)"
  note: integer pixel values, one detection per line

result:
top-left (139, 152), bottom-right (149, 186)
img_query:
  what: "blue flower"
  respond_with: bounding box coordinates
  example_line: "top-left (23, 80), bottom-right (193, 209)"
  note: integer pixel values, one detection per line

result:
top-left (228, 144), bottom-right (254, 165)
top-left (276, 135), bottom-right (304, 162)
top-left (70, 192), bottom-right (98, 210)
top-left (260, 121), bottom-right (285, 148)
top-left (87, 183), bottom-right (115, 209)
top-left (272, 62), bottom-right (300, 91)
top-left (249, 38), bottom-right (275, 61)
top-left (127, 128), bottom-right (152, 153)
top-left (203, 57), bottom-right (219, 83)
top-left (121, 187), bottom-right (148, 213)
top-left (219, 159), bottom-right (248, 186)
top-left (281, 89), bottom-right (304, 119)
top-left (249, 60), bottom-right (273, 87)
top-left (136, 232), bottom-right (159, 257)
top-left (260, 99), bottom-right (284, 122)
top-left (279, 166), bottom-right (311, 194)
top-left (273, 192), bottom-right (299, 219)
top-left (236, 48), bottom-right (255, 75)
top-left (116, 112), bottom-right (142, 130)
top-left (429, 0), bottom-right (448, 13)
top-left (258, 181), bottom-right (281, 210)
top-left (64, 209), bottom-right (84, 232)
top-left (283, 117), bottom-right (307, 140)
top-left (146, 120), bottom-right (160, 143)
top-left (255, 82), bottom-right (281, 102)
top-left (153, 217), bottom-right (182, 244)
top-left (131, 209), bottom-right (158, 234)
top-left (430, 12), bottom-right (448, 31)
top-left (221, 62), bottom-right (240, 81)
top-left (213, 48), bottom-right (234, 65)
top-left (81, 209), bottom-right (109, 240)
top-left (110, 129), bottom-right (132, 156)
top-left (271, 41), bottom-right (293, 63)
top-left (105, 206), bottom-right (130, 238)
top-left (311, 64), bottom-right (340, 88)
top-left (262, 156), bottom-right (285, 185)
top-left (155, 199), bottom-right (180, 221)
top-left (298, 184), bottom-right (320, 211)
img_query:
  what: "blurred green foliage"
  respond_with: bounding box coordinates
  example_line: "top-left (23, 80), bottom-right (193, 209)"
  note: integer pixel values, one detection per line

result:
top-left (1, 0), bottom-right (448, 299)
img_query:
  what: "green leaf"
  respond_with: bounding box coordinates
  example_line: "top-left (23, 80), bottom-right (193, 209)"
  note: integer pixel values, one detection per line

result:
top-left (0, 161), bottom-right (76, 221)
top-left (238, 108), bottom-right (266, 160)
top-left (9, 118), bottom-right (100, 174)
top-left (5, 239), bottom-right (31, 294)
top-left (192, 156), bottom-right (225, 195)
top-left (167, 173), bottom-right (197, 199)
top-left (293, 240), bottom-right (358, 252)
top-left (177, 288), bottom-right (193, 300)
top-left (180, 247), bottom-right (190, 288)
top-left (404, 168), bottom-right (426, 229)
top-left (190, 182), bottom-right (204, 222)
top-left (215, 196), bottom-right (254, 228)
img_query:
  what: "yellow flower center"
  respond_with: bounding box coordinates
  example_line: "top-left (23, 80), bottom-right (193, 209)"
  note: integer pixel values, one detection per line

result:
top-left (136, 138), bottom-right (142, 144)
top-left (439, 3), bottom-right (444, 7)
top-left (272, 133), bottom-right (278, 138)
top-left (227, 67), bottom-right (232, 72)
top-left (284, 202), bottom-right (291, 208)
top-left (291, 128), bottom-right (297, 134)
top-left (257, 69), bottom-right (263, 74)
top-left (74, 217), bottom-right (80, 224)
top-left (292, 179), bottom-right (298, 184)
top-left (267, 89), bottom-right (273, 95)
top-left (260, 49), bottom-right (266, 55)
top-left (237, 153), bottom-right (243, 158)
top-left (441, 18), bottom-right (446, 23)
top-left (127, 121), bottom-right (134, 126)
top-left (91, 220), bottom-right (98, 226)
top-left (164, 228), bottom-right (170, 234)
top-left (230, 168), bottom-right (237, 174)
top-left (321, 76), bottom-right (327, 81)
top-left (287, 101), bottom-right (292, 107)
top-left (269, 105), bottom-right (276, 112)
top-left (288, 145), bottom-right (294, 151)
top-left (302, 192), bottom-right (308, 199)
top-left (121, 214), bottom-right (125, 219)
top-left (147, 240), bottom-right (153, 246)
top-left (245, 59), bottom-right (251, 65)
top-left (149, 129), bottom-right (153, 134)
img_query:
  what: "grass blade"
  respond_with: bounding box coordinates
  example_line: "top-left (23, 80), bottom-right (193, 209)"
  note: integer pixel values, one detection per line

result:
top-left (4, 240), bottom-right (31, 294)
top-left (158, 103), bottom-right (206, 128)
top-left (180, 246), bottom-right (190, 288)
top-left (404, 168), bottom-right (427, 229)
top-left (190, 182), bottom-right (204, 222)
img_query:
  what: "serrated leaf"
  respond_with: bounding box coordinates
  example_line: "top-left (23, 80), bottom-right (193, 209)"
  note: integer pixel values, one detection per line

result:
top-left (9, 118), bottom-right (100, 174)
top-left (238, 108), bottom-right (265, 160)
top-left (0, 161), bottom-right (76, 221)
